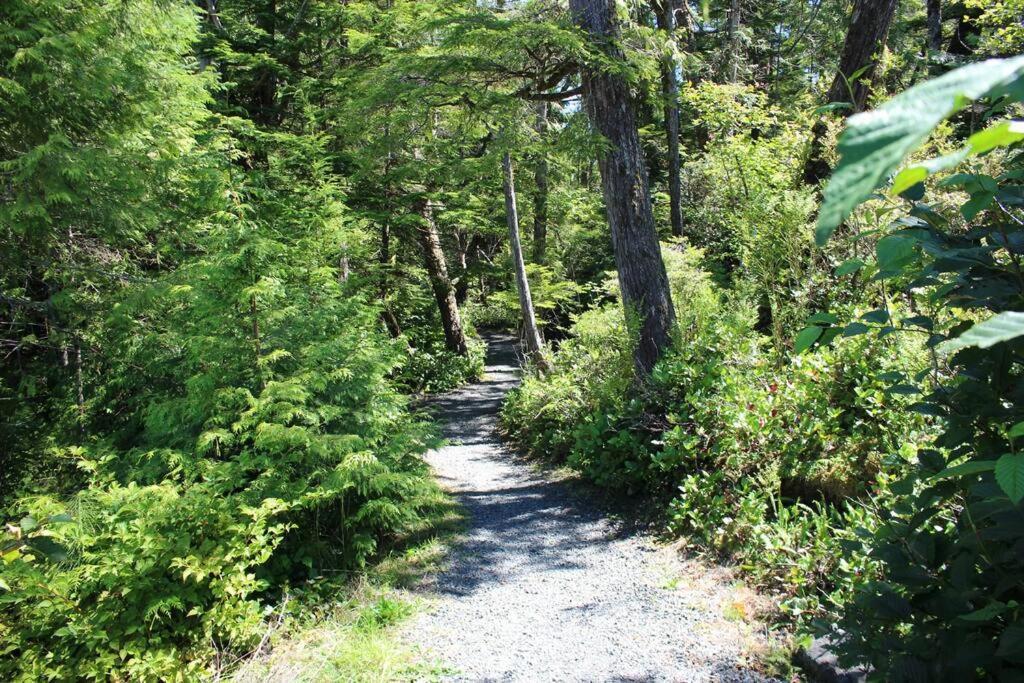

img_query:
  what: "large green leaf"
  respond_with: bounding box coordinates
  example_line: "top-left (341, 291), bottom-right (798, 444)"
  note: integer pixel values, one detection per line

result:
top-left (940, 311), bottom-right (1024, 355)
top-left (996, 453), bottom-right (1024, 504)
top-left (794, 326), bottom-right (823, 353)
top-left (930, 460), bottom-right (996, 481)
top-left (817, 56), bottom-right (1024, 244)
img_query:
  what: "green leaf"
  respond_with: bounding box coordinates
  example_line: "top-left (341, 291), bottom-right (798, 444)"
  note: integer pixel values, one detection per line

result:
top-left (835, 258), bottom-right (865, 276)
top-left (807, 312), bottom-right (839, 325)
top-left (817, 55), bottom-right (1024, 244)
top-left (967, 120), bottom-right (1024, 156)
top-left (1010, 422), bottom-right (1024, 439)
top-left (960, 601), bottom-right (1011, 622)
top-left (891, 167), bottom-right (928, 196)
top-left (19, 516), bottom-right (37, 533)
top-left (876, 235), bottom-right (916, 271)
top-left (882, 121), bottom-right (1022, 198)
top-left (27, 538), bottom-right (67, 563)
top-left (996, 453), bottom-right (1024, 504)
top-left (930, 460), bottom-right (996, 481)
top-left (901, 315), bottom-right (933, 330)
top-left (962, 191), bottom-right (995, 221)
top-left (862, 309), bottom-right (890, 324)
top-left (794, 326), bottom-right (823, 353)
top-left (940, 311), bottom-right (1024, 355)
top-left (843, 322), bottom-right (870, 337)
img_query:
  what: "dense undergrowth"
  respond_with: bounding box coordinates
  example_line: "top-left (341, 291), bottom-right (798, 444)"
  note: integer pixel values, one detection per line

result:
top-left (0, 2), bottom-right (479, 678)
top-left (503, 244), bottom-right (931, 625)
top-left (4, 0), bottom-right (1024, 679)
top-left (504, 58), bottom-right (1024, 678)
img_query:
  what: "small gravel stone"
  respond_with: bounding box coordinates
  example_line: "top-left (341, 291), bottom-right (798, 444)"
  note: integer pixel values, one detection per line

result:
top-left (404, 334), bottom-right (776, 683)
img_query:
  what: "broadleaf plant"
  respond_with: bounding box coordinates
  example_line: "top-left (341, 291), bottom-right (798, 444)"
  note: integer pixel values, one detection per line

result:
top-left (816, 55), bottom-right (1024, 244)
top-left (806, 55), bottom-right (1024, 678)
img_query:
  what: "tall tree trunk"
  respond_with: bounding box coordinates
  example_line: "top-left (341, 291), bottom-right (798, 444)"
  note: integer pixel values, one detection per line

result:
top-left (338, 244), bottom-right (350, 283)
top-left (727, 0), bottom-right (742, 83)
top-left (926, 0), bottom-right (942, 52)
top-left (947, 3), bottom-right (981, 56)
top-left (803, 0), bottom-right (899, 185)
top-left (454, 229), bottom-right (471, 305)
top-left (569, 0), bottom-right (677, 377)
top-left (502, 152), bottom-right (549, 370)
top-left (654, 0), bottom-right (683, 238)
top-left (532, 101), bottom-right (549, 264)
top-left (74, 341), bottom-right (84, 433)
top-left (824, 0), bottom-right (898, 111)
top-left (379, 221), bottom-right (402, 338)
top-left (415, 197), bottom-right (469, 356)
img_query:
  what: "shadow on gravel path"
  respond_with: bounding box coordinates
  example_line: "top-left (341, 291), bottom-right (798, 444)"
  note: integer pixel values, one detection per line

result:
top-left (404, 333), bottom-right (775, 683)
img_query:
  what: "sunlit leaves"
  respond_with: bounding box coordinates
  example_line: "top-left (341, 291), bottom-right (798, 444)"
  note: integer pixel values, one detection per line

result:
top-left (817, 55), bottom-right (1024, 244)
top-left (940, 311), bottom-right (1024, 355)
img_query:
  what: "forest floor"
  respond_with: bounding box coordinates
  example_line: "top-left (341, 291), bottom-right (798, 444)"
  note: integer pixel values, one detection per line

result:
top-left (402, 333), bottom-right (784, 682)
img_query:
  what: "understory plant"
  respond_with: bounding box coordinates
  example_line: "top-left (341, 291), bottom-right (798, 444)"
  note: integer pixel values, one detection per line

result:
top-left (502, 241), bottom-right (931, 623)
top-left (806, 55), bottom-right (1024, 679)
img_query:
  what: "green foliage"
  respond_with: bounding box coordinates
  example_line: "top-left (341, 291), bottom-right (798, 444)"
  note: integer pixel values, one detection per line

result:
top-left (504, 244), bottom-right (928, 624)
top-left (0, 2), bottom-right (453, 677)
top-left (817, 55), bottom-right (1024, 243)
top-left (808, 58), bottom-right (1024, 679)
top-left (7, 0), bottom-right (1024, 678)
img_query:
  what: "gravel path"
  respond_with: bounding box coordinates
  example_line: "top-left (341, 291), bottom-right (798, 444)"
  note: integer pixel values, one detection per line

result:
top-left (405, 334), bottom-right (774, 682)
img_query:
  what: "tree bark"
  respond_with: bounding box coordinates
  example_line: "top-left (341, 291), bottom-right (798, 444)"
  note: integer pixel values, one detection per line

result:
top-left (824, 0), bottom-right (899, 111)
top-left (727, 0), bottom-right (742, 83)
top-left (415, 197), bottom-right (469, 356)
top-left (569, 0), bottom-right (677, 377)
top-left (803, 0), bottom-right (899, 185)
top-left (454, 229), bottom-right (471, 305)
top-left (654, 0), bottom-right (683, 238)
top-left (378, 221), bottom-right (402, 338)
top-left (502, 152), bottom-right (549, 370)
top-left (532, 101), bottom-right (549, 264)
top-left (926, 0), bottom-right (942, 52)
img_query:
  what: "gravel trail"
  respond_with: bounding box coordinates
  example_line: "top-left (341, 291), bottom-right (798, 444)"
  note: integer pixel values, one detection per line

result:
top-left (405, 334), bottom-right (774, 682)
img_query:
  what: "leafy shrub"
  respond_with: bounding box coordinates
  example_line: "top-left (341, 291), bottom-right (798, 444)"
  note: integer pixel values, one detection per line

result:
top-left (810, 56), bottom-right (1024, 678)
top-left (395, 331), bottom-right (485, 394)
top-left (503, 240), bottom-right (932, 624)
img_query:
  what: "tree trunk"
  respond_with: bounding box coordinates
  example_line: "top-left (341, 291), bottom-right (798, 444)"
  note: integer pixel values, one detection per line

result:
top-left (654, 0), bottom-right (683, 238)
top-left (532, 101), bottom-right (549, 264)
top-left (454, 229), bottom-right (471, 305)
top-left (824, 0), bottom-right (899, 111)
top-left (926, 0), bottom-right (942, 52)
top-left (415, 197), bottom-right (469, 356)
top-left (803, 0), bottom-right (899, 185)
top-left (75, 342), bottom-right (84, 432)
top-left (502, 152), bottom-right (549, 370)
top-left (378, 221), bottom-right (402, 338)
top-left (569, 0), bottom-right (677, 377)
top-left (727, 0), bottom-right (742, 83)
top-left (338, 244), bottom-right (350, 283)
